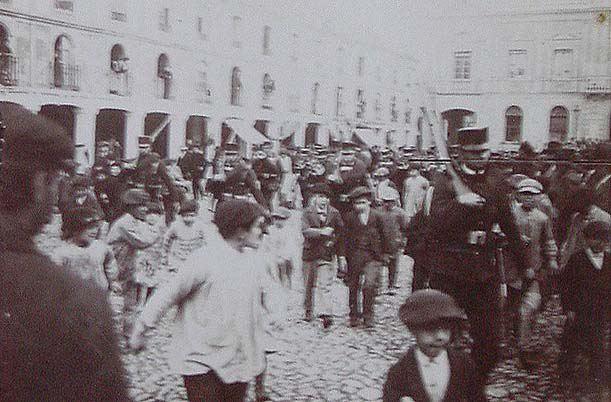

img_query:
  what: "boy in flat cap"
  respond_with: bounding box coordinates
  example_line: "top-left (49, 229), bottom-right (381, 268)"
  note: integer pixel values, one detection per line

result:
top-left (0, 104), bottom-right (129, 401)
top-left (383, 289), bottom-right (485, 402)
top-left (559, 220), bottom-right (609, 394)
top-left (342, 186), bottom-right (389, 327)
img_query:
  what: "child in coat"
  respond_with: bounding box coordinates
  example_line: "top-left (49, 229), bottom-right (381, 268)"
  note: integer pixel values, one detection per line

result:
top-left (162, 199), bottom-right (208, 277)
top-left (559, 220), bottom-right (609, 395)
top-left (383, 289), bottom-right (486, 402)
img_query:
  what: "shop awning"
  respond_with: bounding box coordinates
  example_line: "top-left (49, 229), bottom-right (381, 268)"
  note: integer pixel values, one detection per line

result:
top-left (353, 128), bottom-right (386, 147)
top-left (225, 119), bottom-right (269, 145)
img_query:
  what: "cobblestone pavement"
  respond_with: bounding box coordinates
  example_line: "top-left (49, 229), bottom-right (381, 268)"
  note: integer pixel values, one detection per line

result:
top-left (36, 211), bottom-right (604, 402)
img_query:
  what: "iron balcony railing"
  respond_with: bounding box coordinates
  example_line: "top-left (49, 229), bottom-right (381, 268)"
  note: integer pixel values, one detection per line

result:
top-left (50, 62), bottom-right (80, 91)
top-left (0, 53), bottom-right (18, 87)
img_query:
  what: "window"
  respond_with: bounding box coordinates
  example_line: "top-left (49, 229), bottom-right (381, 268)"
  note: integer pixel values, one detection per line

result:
top-left (263, 26), bottom-right (271, 55)
top-left (505, 106), bottom-right (522, 142)
top-left (53, 35), bottom-right (79, 90)
top-left (55, 0), bottom-right (73, 11)
top-left (159, 8), bottom-right (170, 32)
top-left (230, 67), bottom-right (241, 106)
top-left (335, 86), bottom-right (344, 117)
top-left (262, 73), bottom-right (275, 109)
top-left (196, 71), bottom-right (208, 103)
top-left (311, 82), bottom-right (320, 115)
top-left (509, 49), bottom-right (527, 78)
top-left (404, 99), bottom-right (412, 124)
top-left (157, 54), bottom-right (172, 99)
top-left (553, 48), bottom-right (573, 77)
top-left (109, 44), bottom-right (129, 95)
top-left (454, 50), bottom-right (472, 80)
top-left (356, 89), bottom-right (365, 118)
top-left (232, 16), bottom-right (242, 48)
top-left (358, 57), bottom-right (364, 77)
top-left (0, 24), bottom-right (17, 86)
top-left (111, 11), bottom-right (127, 22)
top-left (549, 106), bottom-right (568, 142)
top-left (390, 96), bottom-right (398, 122)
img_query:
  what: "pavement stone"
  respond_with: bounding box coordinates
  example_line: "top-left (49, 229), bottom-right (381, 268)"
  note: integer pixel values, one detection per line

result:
top-left (35, 211), bottom-right (601, 402)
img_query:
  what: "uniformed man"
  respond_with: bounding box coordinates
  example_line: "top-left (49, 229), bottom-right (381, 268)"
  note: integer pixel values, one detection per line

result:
top-left (329, 141), bottom-right (371, 217)
top-left (425, 127), bottom-right (525, 388)
top-left (218, 143), bottom-right (267, 208)
top-left (253, 142), bottom-right (282, 210)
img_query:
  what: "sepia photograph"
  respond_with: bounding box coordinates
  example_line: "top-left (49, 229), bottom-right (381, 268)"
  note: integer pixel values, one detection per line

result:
top-left (0, 0), bottom-right (609, 401)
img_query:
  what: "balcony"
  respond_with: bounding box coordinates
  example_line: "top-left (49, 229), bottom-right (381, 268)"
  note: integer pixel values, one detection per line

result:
top-left (582, 76), bottom-right (611, 94)
top-left (50, 62), bottom-right (80, 91)
top-left (109, 71), bottom-right (130, 96)
top-left (0, 53), bottom-right (18, 87)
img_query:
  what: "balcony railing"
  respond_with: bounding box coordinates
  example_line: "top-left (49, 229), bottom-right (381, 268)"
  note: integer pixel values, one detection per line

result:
top-left (50, 62), bottom-right (80, 91)
top-left (582, 77), bottom-right (611, 94)
top-left (0, 53), bottom-right (18, 87)
top-left (109, 71), bottom-right (130, 96)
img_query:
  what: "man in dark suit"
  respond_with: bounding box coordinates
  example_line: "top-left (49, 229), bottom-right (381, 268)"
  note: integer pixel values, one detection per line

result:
top-left (0, 104), bottom-right (130, 401)
top-left (342, 186), bottom-right (389, 328)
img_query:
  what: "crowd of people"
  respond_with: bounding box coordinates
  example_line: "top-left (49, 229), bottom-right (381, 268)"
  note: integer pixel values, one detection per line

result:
top-left (1, 101), bottom-right (609, 401)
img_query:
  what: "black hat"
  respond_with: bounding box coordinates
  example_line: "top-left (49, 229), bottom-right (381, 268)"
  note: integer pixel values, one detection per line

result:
top-left (583, 220), bottom-right (610, 240)
top-left (179, 199), bottom-right (199, 215)
top-left (309, 183), bottom-right (331, 197)
top-left (0, 103), bottom-right (74, 170)
top-left (348, 186), bottom-right (372, 201)
top-left (399, 289), bottom-right (467, 328)
top-left (457, 127), bottom-right (488, 151)
top-left (61, 207), bottom-right (101, 238)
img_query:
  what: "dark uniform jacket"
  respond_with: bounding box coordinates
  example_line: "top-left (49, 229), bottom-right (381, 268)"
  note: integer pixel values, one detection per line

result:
top-left (301, 205), bottom-right (344, 262)
top-left (383, 348), bottom-right (486, 402)
top-left (560, 250), bottom-right (610, 323)
top-left (222, 164), bottom-right (266, 206)
top-left (342, 208), bottom-right (387, 271)
top-left (0, 215), bottom-right (130, 401)
top-left (427, 168), bottom-right (524, 283)
top-left (329, 159), bottom-right (369, 213)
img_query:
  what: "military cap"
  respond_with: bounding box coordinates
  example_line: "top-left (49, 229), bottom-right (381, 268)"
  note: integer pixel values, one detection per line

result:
top-left (61, 206), bottom-right (101, 237)
top-left (380, 187), bottom-right (399, 201)
top-left (179, 199), bottom-right (199, 214)
top-left (399, 289), bottom-right (467, 328)
top-left (374, 167), bottom-right (390, 177)
top-left (457, 127), bottom-right (488, 151)
top-left (583, 220), bottom-right (610, 240)
top-left (349, 186), bottom-right (372, 201)
top-left (271, 207), bottom-right (291, 220)
top-left (138, 136), bottom-right (152, 148)
top-left (517, 178), bottom-right (543, 194)
top-left (121, 188), bottom-right (150, 206)
top-left (224, 142), bottom-right (240, 153)
top-left (71, 174), bottom-right (92, 189)
top-left (507, 174), bottom-right (529, 190)
top-left (309, 183), bottom-right (331, 197)
top-left (0, 103), bottom-right (73, 170)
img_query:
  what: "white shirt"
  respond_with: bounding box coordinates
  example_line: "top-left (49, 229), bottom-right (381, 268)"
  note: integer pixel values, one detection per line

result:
top-left (415, 348), bottom-right (450, 402)
top-left (585, 248), bottom-right (605, 270)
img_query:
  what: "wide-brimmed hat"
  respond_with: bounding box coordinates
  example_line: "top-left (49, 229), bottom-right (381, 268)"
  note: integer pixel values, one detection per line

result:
top-left (399, 289), bottom-right (467, 328)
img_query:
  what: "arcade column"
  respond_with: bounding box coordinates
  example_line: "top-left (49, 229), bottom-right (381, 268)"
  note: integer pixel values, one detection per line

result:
top-left (124, 111), bottom-right (145, 159)
top-left (74, 107), bottom-right (96, 166)
top-left (169, 114), bottom-right (188, 160)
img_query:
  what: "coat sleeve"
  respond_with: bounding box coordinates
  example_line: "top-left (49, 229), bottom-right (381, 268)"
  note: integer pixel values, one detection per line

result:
top-left (333, 211), bottom-right (345, 258)
top-left (382, 364), bottom-right (404, 402)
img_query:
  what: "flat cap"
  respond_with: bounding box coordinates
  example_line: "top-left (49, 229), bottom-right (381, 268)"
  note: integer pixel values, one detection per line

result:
top-left (121, 188), bottom-right (150, 206)
top-left (349, 186), bottom-right (372, 201)
top-left (399, 289), bottom-right (467, 328)
top-left (517, 178), bottom-right (543, 194)
top-left (309, 183), bottom-right (331, 197)
top-left (0, 103), bottom-right (74, 170)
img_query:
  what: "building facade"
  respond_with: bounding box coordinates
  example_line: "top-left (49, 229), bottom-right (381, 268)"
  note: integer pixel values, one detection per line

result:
top-left (420, 0), bottom-right (610, 149)
top-left (0, 0), bottom-right (421, 161)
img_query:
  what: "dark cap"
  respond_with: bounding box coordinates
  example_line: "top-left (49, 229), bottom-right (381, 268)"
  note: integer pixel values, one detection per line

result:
top-left (399, 289), bottom-right (467, 328)
top-left (349, 186), bottom-right (372, 202)
top-left (213, 199), bottom-right (265, 239)
top-left (61, 206), bottom-right (101, 238)
top-left (457, 127), bottom-right (488, 151)
top-left (0, 103), bottom-right (74, 170)
top-left (309, 183), bottom-right (331, 197)
top-left (179, 199), bottom-right (199, 215)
